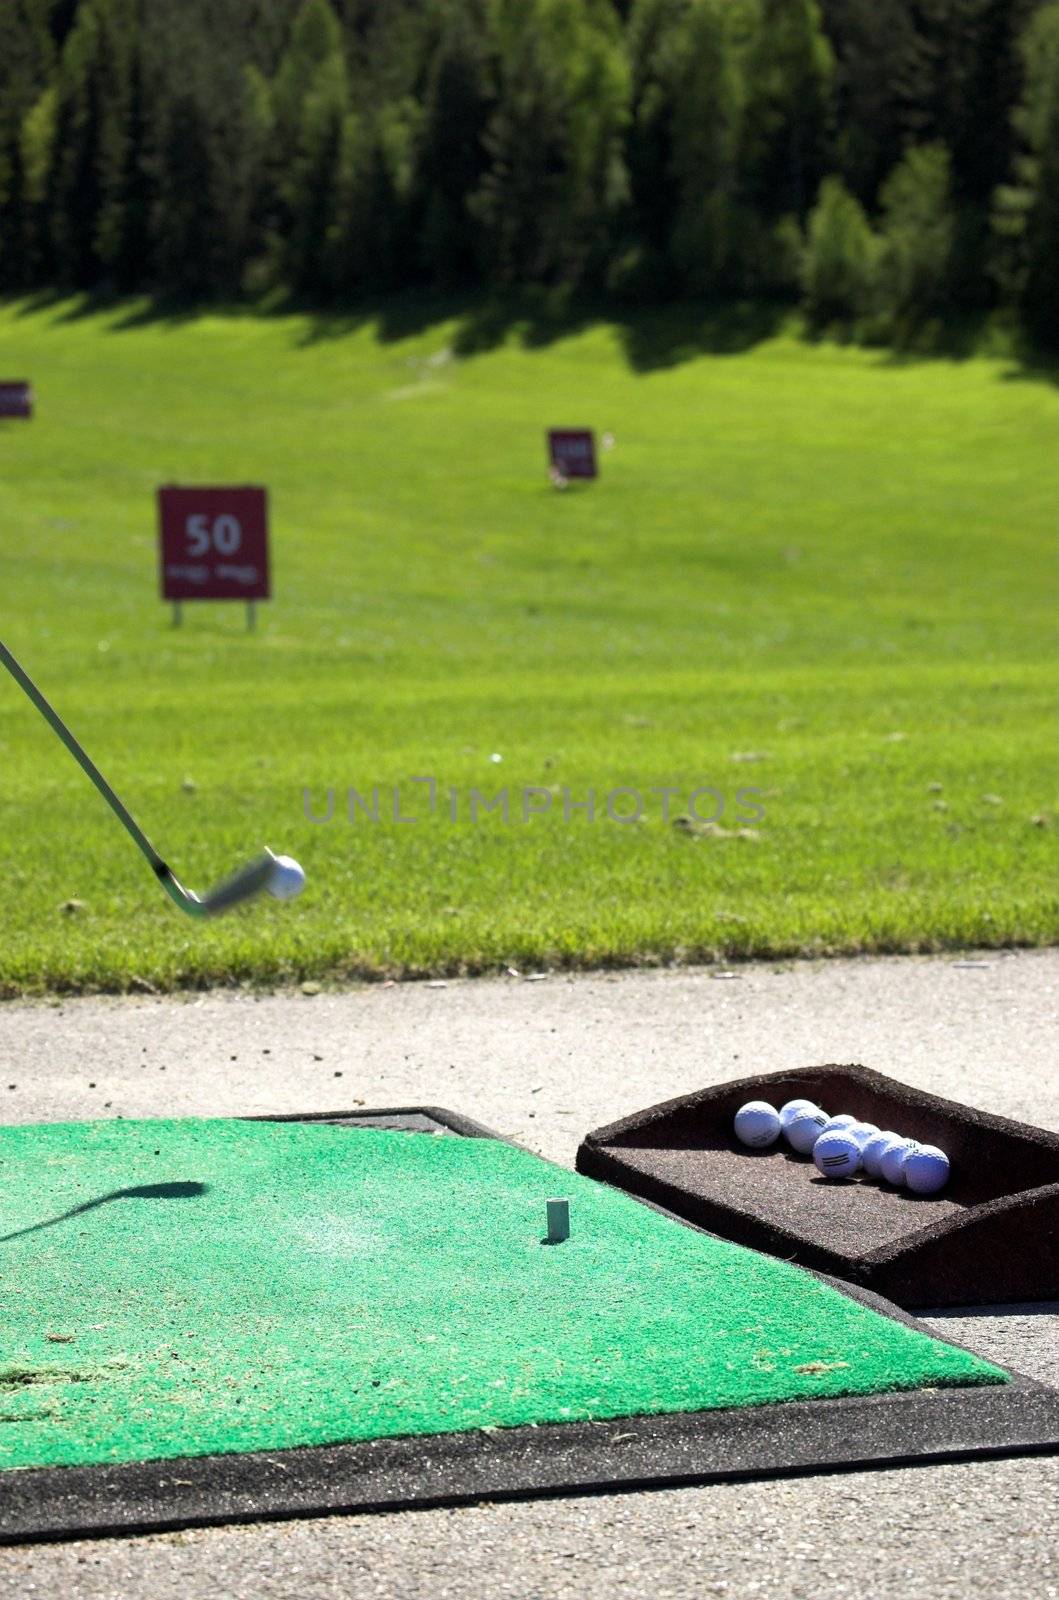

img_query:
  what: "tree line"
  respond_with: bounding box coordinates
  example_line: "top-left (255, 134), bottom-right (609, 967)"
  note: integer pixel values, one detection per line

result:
top-left (1, 0), bottom-right (1056, 347)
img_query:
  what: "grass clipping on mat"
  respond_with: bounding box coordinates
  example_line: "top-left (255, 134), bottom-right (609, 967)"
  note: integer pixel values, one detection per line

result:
top-left (0, 1119), bottom-right (1005, 1471)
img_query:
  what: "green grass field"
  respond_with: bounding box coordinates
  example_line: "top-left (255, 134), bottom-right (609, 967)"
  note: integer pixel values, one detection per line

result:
top-left (0, 1118), bottom-right (1002, 1470)
top-left (0, 295), bottom-right (1055, 994)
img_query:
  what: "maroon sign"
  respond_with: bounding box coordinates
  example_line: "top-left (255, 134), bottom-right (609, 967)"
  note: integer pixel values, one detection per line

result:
top-left (547, 429), bottom-right (597, 480)
top-left (158, 486), bottom-right (270, 603)
top-left (0, 381), bottom-right (33, 419)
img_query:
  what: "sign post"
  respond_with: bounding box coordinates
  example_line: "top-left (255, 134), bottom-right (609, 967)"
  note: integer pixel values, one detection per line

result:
top-left (158, 486), bottom-right (270, 629)
top-left (0, 381), bottom-right (33, 419)
top-left (547, 429), bottom-right (597, 483)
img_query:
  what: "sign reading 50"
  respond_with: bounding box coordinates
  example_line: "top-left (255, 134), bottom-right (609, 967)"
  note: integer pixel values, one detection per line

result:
top-left (158, 486), bottom-right (270, 605)
top-left (185, 513), bottom-right (243, 557)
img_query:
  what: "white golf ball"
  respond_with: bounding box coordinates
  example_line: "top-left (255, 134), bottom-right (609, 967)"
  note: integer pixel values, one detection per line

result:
top-left (819, 1113), bottom-right (857, 1135)
top-left (785, 1106), bottom-right (830, 1154)
top-left (733, 1101), bottom-right (782, 1148)
top-left (779, 1098), bottom-right (820, 1129)
top-left (268, 854), bottom-right (306, 901)
top-left (880, 1137), bottom-right (919, 1186)
top-left (903, 1144), bottom-right (950, 1195)
top-left (846, 1121), bottom-right (880, 1150)
top-left (862, 1130), bottom-right (900, 1179)
top-left (813, 1129), bottom-right (862, 1179)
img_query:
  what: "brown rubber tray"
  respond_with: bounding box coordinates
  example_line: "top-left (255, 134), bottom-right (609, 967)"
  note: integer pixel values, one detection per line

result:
top-left (576, 1064), bottom-right (1059, 1307)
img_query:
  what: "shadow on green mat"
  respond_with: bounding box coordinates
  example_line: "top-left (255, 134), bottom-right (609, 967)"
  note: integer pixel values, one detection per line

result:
top-left (0, 1180), bottom-right (208, 1244)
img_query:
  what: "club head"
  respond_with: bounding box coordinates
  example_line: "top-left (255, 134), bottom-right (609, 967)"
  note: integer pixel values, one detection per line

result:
top-left (157, 848), bottom-right (280, 918)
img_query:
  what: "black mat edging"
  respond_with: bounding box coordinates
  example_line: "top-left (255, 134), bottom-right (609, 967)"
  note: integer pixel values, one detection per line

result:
top-left (2, 1105), bottom-right (1057, 1545)
top-left (246, 1104), bottom-right (500, 1139)
top-left (3, 1373), bottom-right (1058, 1546)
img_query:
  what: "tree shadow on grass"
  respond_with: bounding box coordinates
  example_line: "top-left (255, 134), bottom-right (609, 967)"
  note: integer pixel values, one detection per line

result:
top-left (617, 299), bottom-right (790, 370)
top-left (833, 312), bottom-right (1059, 386)
top-left (5, 286), bottom-right (1055, 384)
top-left (4, 285), bottom-right (788, 369)
top-left (0, 1181), bottom-right (208, 1244)
top-left (447, 291), bottom-right (790, 370)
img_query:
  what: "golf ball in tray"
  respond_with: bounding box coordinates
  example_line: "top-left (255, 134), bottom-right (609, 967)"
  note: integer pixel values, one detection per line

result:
top-left (812, 1129), bottom-right (862, 1178)
top-left (902, 1144), bottom-right (950, 1195)
top-left (733, 1101), bottom-right (782, 1148)
top-left (732, 1100), bottom-right (950, 1192)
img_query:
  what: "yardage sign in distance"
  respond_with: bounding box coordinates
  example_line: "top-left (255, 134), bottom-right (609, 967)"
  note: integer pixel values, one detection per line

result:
top-left (158, 486), bottom-right (270, 606)
top-left (547, 429), bottom-right (597, 480)
top-left (0, 381), bottom-right (33, 418)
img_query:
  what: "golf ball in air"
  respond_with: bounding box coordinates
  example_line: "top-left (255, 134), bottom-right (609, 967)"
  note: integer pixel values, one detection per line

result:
top-left (785, 1107), bottom-right (830, 1154)
top-left (862, 1130), bottom-right (901, 1179)
top-left (903, 1144), bottom-right (950, 1195)
top-left (779, 1098), bottom-right (819, 1129)
top-left (268, 854), bottom-right (306, 901)
top-left (880, 1137), bottom-right (919, 1186)
top-left (734, 1101), bottom-right (782, 1148)
top-left (813, 1130), bottom-right (862, 1178)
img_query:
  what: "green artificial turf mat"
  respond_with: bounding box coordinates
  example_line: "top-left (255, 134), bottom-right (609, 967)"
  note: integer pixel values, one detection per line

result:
top-left (0, 1118), bottom-right (1005, 1472)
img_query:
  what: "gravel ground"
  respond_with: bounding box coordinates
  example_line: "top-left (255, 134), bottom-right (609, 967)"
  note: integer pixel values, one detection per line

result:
top-left (1, 948), bottom-right (1057, 1599)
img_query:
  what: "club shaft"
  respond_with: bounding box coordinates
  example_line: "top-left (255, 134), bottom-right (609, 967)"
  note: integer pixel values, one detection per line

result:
top-left (0, 638), bottom-right (166, 875)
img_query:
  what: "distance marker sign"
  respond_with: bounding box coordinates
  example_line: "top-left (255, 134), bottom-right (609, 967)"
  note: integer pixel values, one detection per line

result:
top-left (547, 429), bottom-right (597, 480)
top-left (158, 486), bottom-right (270, 609)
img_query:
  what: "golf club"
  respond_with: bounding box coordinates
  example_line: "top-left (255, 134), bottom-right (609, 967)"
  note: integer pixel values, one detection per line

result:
top-left (0, 638), bottom-right (302, 917)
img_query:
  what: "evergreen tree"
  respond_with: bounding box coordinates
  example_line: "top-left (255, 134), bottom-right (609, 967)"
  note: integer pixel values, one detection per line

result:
top-left (0, 0), bottom-right (55, 286)
top-left (93, 0), bottom-right (146, 291)
top-left (994, 1), bottom-right (1059, 349)
top-left (268, 0), bottom-right (351, 290)
top-left (17, 83), bottom-right (58, 282)
top-left (877, 143), bottom-right (955, 329)
top-left (624, 0), bottom-right (690, 262)
top-left (282, 32), bottom-right (350, 292)
top-left (739, 0), bottom-right (834, 222)
top-left (666, 0), bottom-right (741, 294)
top-left (48, 0), bottom-right (106, 285)
top-left (145, 36), bottom-right (267, 298)
top-left (815, 0), bottom-right (911, 203)
top-left (272, 0), bottom-right (346, 154)
top-left (414, 1), bottom-right (493, 285)
top-left (472, 0), bottom-right (628, 286)
top-left (801, 173), bottom-right (876, 323)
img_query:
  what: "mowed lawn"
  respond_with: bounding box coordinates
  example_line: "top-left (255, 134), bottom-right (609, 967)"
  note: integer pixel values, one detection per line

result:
top-left (0, 296), bottom-right (1055, 994)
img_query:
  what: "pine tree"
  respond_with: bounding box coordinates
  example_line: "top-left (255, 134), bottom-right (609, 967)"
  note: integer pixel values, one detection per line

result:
top-left (815, 0), bottom-right (913, 204)
top-left (739, 0), bottom-right (834, 222)
top-left (144, 25), bottom-right (268, 298)
top-left (472, 0), bottom-right (627, 286)
top-left (801, 173), bottom-right (876, 324)
top-left (877, 143), bottom-right (955, 330)
top-left (17, 84), bottom-right (58, 282)
top-left (272, 0), bottom-right (346, 156)
top-left (0, 0), bottom-right (55, 286)
top-left (472, 0), bottom-right (580, 282)
top-left (285, 49), bottom-right (349, 294)
top-left (666, 0), bottom-right (741, 294)
top-left (48, 0), bottom-right (106, 285)
top-left (271, 0), bottom-right (349, 290)
top-left (414, 1), bottom-right (493, 286)
top-left (625, 0), bottom-right (689, 259)
top-left (93, 0), bottom-right (145, 291)
top-left (993, 1), bottom-right (1059, 349)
